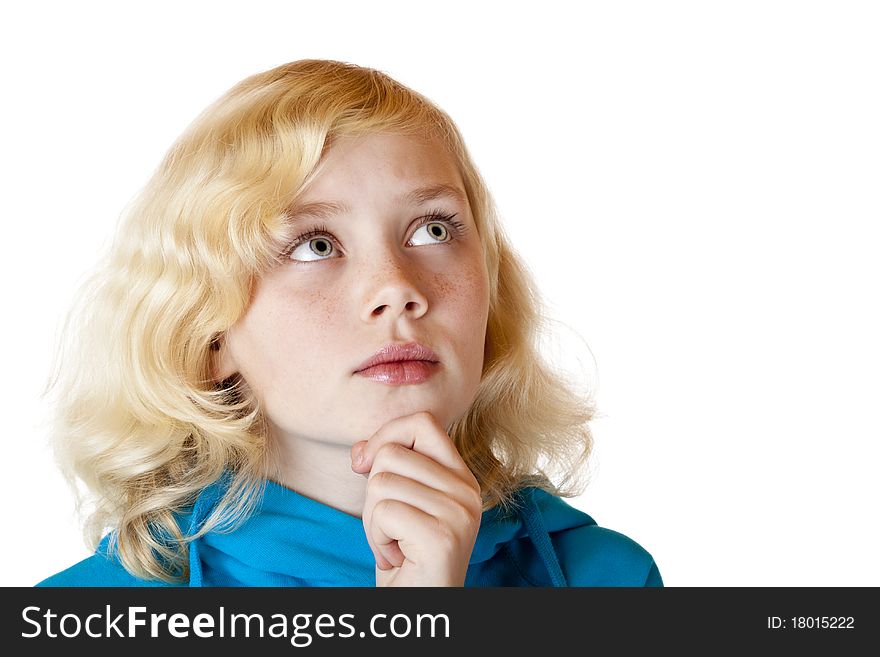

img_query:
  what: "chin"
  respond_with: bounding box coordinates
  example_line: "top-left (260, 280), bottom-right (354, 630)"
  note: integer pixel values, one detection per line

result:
top-left (366, 402), bottom-right (454, 429)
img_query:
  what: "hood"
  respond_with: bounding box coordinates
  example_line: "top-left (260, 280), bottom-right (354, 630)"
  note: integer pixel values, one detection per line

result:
top-left (184, 476), bottom-right (596, 587)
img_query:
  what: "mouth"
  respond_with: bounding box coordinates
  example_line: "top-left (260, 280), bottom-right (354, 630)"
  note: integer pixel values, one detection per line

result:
top-left (353, 340), bottom-right (441, 386)
top-left (354, 359), bottom-right (440, 385)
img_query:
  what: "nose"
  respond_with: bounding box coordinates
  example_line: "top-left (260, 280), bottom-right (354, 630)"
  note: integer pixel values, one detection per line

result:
top-left (360, 251), bottom-right (428, 323)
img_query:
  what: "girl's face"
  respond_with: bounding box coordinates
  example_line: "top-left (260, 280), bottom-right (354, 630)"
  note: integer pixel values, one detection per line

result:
top-left (214, 132), bottom-right (490, 447)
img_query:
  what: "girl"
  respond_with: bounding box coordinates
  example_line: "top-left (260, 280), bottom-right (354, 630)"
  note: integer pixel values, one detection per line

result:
top-left (38, 59), bottom-right (662, 587)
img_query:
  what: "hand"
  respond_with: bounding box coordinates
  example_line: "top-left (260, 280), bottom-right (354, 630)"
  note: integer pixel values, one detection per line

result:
top-left (350, 410), bottom-right (482, 587)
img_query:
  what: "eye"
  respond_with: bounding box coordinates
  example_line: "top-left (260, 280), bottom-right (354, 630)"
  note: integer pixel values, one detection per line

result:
top-left (281, 212), bottom-right (468, 263)
top-left (286, 228), bottom-right (338, 263)
top-left (409, 220), bottom-right (451, 246)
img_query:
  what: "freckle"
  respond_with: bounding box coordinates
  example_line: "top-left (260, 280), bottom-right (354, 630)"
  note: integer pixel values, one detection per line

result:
top-left (298, 287), bottom-right (333, 327)
top-left (437, 265), bottom-right (484, 307)
top-left (320, 292), bottom-right (334, 326)
top-left (433, 271), bottom-right (455, 297)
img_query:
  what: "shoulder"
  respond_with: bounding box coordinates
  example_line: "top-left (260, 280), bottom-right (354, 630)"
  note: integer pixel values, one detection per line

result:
top-left (552, 523), bottom-right (663, 586)
top-left (35, 536), bottom-right (178, 587)
top-left (529, 489), bottom-right (663, 587)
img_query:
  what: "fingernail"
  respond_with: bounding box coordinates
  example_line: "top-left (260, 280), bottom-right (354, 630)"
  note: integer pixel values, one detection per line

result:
top-left (352, 443), bottom-right (364, 467)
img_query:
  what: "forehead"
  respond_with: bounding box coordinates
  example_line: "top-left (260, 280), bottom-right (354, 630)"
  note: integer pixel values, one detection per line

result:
top-left (296, 132), bottom-right (464, 202)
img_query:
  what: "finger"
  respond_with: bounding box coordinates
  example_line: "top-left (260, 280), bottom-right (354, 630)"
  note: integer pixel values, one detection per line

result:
top-left (352, 411), bottom-right (472, 479)
top-left (368, 498), bottom-right (441, 568)
top-left (366, 441), bottom-right (479, 499)
top-left (378, 540), bottom-right (405, 570)
top-left (361, 472), bottom-right (460, 569)
top-left (364, 471), bottom-right (459, 527)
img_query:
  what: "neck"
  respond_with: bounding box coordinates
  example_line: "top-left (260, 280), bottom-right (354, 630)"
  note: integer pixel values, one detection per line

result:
top-left (266, 429), bottom-right (367, 519)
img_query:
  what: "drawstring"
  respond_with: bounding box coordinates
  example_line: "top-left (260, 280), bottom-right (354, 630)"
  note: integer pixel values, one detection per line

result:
top-left (520, 488), bottom-right (568, 587)
top-left (187, 539), bottom-right (204, 587)
top-left (186, 478), bottom-right (227, 587)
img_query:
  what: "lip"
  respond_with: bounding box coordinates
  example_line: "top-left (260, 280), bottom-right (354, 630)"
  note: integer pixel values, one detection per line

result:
top-left (353, 341), bottom-right (440, 384)
top-left (355, 360), bottom-right (440, 385)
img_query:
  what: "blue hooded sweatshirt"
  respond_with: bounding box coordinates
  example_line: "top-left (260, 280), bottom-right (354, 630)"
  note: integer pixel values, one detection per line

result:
top-left (37, 478), bottom-right (662, 587)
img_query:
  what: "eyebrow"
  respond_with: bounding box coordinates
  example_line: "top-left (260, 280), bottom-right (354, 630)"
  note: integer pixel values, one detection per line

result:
top-left (285, 183), bottom-right (468, 223)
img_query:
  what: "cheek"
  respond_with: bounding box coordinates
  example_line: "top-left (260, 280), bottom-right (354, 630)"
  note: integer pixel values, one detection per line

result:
top-left (291, 286), bottom-right (334, 334)
top-left (278, 291), bottom-right (356, 378)
top-left (236, 285), bottom-right (332, 378)
top-left (437, 257), bottom-right (490, 337)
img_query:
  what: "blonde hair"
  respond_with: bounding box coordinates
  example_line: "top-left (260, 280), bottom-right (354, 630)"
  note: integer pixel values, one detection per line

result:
top-left (42, 59), bottom-right (596, 583)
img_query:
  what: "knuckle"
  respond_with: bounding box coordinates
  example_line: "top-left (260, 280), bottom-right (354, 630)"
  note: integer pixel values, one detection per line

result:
top-left (376, 442), bottom-right (406, 460)
top-left (370, 470), bottom-right (398, 487)
top-left (468, 487), bottom-right (483, 513)
top-left (415, 410), bottom-right (440, 429)
top-left (460, 517), bottom-right (479, 538)
top-left (458, 498), bottom-right (481, 531)
top-left (430, 519), bottom-right (457, 547)
top-left (458, 474), bottom-right (482, 508)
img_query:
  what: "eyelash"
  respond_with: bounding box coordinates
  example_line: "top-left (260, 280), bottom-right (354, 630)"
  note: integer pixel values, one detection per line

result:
top-left (280, 210), bottom-right (467, 261)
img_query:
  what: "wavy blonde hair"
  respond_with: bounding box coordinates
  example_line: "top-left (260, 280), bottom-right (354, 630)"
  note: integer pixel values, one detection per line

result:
top-left (42, 59), bottom-right (596, 583)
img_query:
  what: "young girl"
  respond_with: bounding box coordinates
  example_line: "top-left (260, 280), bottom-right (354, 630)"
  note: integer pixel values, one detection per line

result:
top-left (38, 59), bottom-right (662, 587)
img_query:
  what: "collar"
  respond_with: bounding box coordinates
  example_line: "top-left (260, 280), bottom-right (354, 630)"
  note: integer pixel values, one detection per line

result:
top-left (186, 476), bottom-right (594, 586)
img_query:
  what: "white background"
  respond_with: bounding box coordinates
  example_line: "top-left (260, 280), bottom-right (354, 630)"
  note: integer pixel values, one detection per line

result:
top-left (2, 1), bottom-right (877, 587)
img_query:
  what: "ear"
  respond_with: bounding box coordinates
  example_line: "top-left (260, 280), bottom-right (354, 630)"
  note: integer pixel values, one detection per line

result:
top-left (210, 334), bottom-right (238, 383)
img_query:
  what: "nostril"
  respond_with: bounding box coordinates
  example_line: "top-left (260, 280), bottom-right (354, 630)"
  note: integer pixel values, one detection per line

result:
top-left (368, 300), bottom-right (422, 318)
